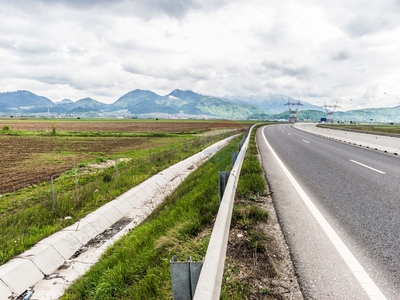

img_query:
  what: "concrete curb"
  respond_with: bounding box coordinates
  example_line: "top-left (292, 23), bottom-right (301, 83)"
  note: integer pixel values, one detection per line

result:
top-left (294, 123), bottom-right (400, 155)
top-left (0, 135), bottom-right (237, 300)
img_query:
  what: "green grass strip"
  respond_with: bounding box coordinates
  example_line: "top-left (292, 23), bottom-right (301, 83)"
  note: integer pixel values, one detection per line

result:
top-left (0, 133), bottom-right (234, 265)
top-left (61, 135), bottom-right (242, 299)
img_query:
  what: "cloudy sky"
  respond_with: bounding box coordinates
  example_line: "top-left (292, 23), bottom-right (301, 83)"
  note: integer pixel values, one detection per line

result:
top-left (1, 0), bottom-right (399, 110)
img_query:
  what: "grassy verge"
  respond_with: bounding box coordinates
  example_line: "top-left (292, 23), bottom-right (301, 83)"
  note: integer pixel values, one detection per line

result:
top-left (220, 125), bottom-right (270, 299)
top-left (317, 123), bottom-right (400, 135)
top-left (62, 124), bottom-right (270, 299)
top-left (0, 131), bottom-right (237, 265)
top-left (61, 135), bottom-right (243, 299)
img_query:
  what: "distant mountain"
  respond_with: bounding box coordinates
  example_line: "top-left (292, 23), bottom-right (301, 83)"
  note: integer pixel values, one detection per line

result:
top-left (111, 89), bottom-right (263, 119)
top-left (0, 89), bottom-right (399, 122)
top-left (334, 106), bottom-right (400, 123)
top-left (0, 90), bottom-right (53, 112)
top-left (112, 90), bottom-right (160, 109)
top-left (75, 97), bottom-right (109, 110)
top-left (227, 94), bottom-right (324, 114)
top-left (57, 99), bottom-right (74, 104)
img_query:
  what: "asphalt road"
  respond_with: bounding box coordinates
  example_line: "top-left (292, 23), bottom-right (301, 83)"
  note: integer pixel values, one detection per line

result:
top-left (257, 124), bottom-right (400, 300)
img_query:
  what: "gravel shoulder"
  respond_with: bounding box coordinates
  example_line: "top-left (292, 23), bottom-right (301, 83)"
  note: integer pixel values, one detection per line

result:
top-left (223, 136), bottom-right (303, 299)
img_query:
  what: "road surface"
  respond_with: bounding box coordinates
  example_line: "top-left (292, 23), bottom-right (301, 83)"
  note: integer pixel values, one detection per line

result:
top-left (257, 124), bottom-right (400, 299)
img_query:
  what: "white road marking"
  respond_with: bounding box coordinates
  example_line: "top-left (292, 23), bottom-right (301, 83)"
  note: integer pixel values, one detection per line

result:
top-left (302, 139), bottom-right (310, 144)
top-left (350, 160), bottom-right (386, 174)
top-left (262, 130), bottom-right (387, 300)
top-left (288, 132), bottom-right (291, 135)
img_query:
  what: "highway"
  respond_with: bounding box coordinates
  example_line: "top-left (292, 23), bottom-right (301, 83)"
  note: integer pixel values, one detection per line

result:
top-left (257, 124), bottom-right (400, 299)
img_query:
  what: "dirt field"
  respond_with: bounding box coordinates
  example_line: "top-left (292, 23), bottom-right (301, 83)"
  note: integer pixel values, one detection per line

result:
top-left (0, 120), bottom-right (248, 194)
top-left (0, 136), bottom-right (154, 194)
top-left (0, 119), bottom-right (248, 133)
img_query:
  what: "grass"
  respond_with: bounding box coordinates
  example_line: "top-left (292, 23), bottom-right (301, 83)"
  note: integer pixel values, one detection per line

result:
top-left (61, 134), bottom-right (242, 299)
top-left (220, 124), bottom-right (270, 300)
top-left (318, 123), bottom-right (400, 135)
top-left (0, 131), bottom-right (238, 264)
top-left (61, 123), bottom-right (271, 299)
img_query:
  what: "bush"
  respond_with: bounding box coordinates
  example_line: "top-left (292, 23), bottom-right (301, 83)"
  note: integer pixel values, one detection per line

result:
top-left (2, 126), bottom-right (10, 131)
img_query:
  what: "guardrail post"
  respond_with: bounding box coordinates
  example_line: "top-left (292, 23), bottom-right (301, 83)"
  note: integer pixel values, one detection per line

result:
top-left (218, 171), bottom-right (230, 203)
top-left (170, 256), bottom-right (203, 300)
top-left (232, 152), bottom-right (238, 166)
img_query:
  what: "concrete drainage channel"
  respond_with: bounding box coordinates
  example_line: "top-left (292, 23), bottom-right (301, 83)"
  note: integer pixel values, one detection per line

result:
top-left (0, 135), bottom-right (238, 300)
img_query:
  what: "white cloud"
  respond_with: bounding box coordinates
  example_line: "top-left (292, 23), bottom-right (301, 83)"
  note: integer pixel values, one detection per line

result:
top-left (0, 0), bottom-right (399, 109)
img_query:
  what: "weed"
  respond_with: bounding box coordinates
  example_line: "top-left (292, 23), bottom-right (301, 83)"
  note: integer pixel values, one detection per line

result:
top-left (102, 173), bottom-right (112, 183)
top-left (260, 287), bottom-right (272, 295)
top-left (246, 230), bottom-right (267, 253)
top-left (51, 122), bottom-right (57, 134)
top-left (0, 127), bottom-right (240, 265)
top-left (61, 135), bottom-right (241, 299)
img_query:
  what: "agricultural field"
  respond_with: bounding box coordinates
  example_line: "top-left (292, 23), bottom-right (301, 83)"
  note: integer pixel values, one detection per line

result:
top-left (0, 118), bottom-right (247, 133)
top-left (0, 118), bottom-right (252, 264)
top-left (0, 119), bottom-right (249, 194)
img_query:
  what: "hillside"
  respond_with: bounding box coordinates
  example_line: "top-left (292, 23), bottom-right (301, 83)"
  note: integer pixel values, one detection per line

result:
top-left (0, 89), bottom-right (399, 122)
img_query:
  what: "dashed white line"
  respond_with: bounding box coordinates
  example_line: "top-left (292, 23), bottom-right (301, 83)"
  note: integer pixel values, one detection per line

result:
top-left (288, 132), bottom-right (291, 135)
top-left (350, 160), bottom-right (386, 174)
top-left (302, 139), bottom-right (310, 144)
top-left (262, 131), bottom-right (387, 300)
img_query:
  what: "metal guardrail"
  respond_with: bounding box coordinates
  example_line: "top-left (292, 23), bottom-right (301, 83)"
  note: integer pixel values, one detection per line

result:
top-left (192, 124), bottom-right (256, 300)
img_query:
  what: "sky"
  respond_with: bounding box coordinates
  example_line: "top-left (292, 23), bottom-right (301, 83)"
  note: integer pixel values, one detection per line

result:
top-left (0, 0), bottom-right (400, 111)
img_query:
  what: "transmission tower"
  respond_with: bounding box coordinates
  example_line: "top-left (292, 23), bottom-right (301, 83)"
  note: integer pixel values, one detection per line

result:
top-left (284, 99), bottom-right (303, 122)
top-left (322, 101), bottom-right (340, 123)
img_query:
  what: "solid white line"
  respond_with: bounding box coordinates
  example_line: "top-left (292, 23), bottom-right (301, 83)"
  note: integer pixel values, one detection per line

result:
top-left (302, 139), bottom-right (310, 144)
top-left (262, 130), bottom-right (387, 300)
top-left (350, 160), bottom-right (386, 174)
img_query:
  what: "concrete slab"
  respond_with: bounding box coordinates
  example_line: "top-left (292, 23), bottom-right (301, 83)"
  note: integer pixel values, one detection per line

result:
top-left (64, 221), bottom-right (98, 245)
top-left (80, 212), bottom-right (113, 234)
top-left (0, 280), bottom-right (13, 300)
top-left (0, 258), bottom-right (43, 297)
top-left (110, 198), bottom-right (134, 216)
top-left (129, 188), bottom-right (148, 206)
top-left (94, 204), bottom-right (124, 225)
top-left (40, 232), bottom-right (82, 260)
top-left (158, 169), bottom-right (175, 181)
top-left (20, 244), bottom-right (64, 276)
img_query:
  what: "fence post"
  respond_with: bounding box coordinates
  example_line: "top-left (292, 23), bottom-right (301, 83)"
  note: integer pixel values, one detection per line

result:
top-left (50, 175), bottom-right (55, 210)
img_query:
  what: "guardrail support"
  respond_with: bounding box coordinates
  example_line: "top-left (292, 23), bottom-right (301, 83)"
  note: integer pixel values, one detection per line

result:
top-left (170, 256), bottom-right (203, 300)
top-left (218, 171), bottom-right (230, 203)
top-left (232, 152), bottom-right (238, 166)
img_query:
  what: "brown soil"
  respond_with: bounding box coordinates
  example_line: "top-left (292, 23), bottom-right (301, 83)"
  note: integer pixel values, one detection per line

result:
top-left (0, 135), bottom-right (154, 194)
top-left (0, 119), bottom-right (247, 133)
top-left (224, 146), bottom-right (303, 299)
top-left (0, 120), bottom-right (248, 194)
top-left (225, 194), bottom-right (303, 299)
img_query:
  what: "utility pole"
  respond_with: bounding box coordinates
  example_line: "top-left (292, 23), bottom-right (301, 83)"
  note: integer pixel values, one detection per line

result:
top-left (284, 99), bottom-right (303, 122)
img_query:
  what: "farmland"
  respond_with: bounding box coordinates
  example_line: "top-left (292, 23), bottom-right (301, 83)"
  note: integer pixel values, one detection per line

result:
top-left (0, 118), bottom-right (251, 264)
top-left (0, 119), bottom-right (249, 194)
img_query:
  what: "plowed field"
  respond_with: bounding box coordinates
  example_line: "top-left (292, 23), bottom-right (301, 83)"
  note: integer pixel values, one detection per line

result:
top-left (0, 119), bottom-right (245, 132)
top-left (0, 120), bottom-right (248, 194)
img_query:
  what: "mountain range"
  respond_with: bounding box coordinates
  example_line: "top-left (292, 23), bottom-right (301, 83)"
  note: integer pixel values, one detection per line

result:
top-left (0, 89), bottom-right (398, 122)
